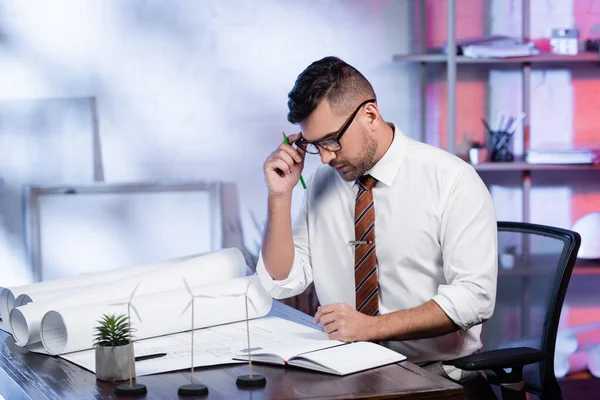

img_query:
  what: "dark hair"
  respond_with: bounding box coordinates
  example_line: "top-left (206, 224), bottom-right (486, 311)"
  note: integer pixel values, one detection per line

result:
top-left (287, 56), bottom-right (376, 124)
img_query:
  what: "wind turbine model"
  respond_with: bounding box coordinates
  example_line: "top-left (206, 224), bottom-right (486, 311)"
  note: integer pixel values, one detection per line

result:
top-left (112, 282), bottom-right (147, 397)
top-left (178, 277), bottom-right (211, 397)
top-left (235, 277), bottom-right (266, 388)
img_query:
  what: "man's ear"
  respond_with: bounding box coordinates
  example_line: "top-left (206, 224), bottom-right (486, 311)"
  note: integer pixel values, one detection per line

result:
top-left (364, 102), bottom-right (380, 130)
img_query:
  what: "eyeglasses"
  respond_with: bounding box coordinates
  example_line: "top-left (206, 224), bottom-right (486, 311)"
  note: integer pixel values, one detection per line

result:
top-left (294, 98), bottom-right (376, 155)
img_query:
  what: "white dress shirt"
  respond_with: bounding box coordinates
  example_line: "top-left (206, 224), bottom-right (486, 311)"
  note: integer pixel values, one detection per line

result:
top-left (257, 124), bottom-right (498, 363)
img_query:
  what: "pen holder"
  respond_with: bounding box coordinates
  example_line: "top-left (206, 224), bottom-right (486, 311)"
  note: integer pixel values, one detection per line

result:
top-left (490, 130), bottom-right (514, 162)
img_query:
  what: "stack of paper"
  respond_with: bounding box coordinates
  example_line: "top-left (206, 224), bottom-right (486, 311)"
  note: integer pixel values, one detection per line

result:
top-left (444, 35), bottom-right (539, 58)
top-left (463, 40), bottom-right (538, 58)
top-left (526, 148), bottom-right (600, 164)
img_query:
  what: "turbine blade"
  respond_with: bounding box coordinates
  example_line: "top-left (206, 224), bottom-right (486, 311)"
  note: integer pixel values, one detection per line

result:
top-left (130, 304), bottom-right (143, 323)
top-left (182, 277), bottom-right (193, 296)
top-left (180, 301), bottom-right (192, 316)
top-left (130, 281), bottom-right (142, 302)
top-left (195, 294), bottom-right (219, 299)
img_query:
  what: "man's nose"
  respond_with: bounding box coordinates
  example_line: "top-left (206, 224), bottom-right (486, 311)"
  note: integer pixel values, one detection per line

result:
top-left (319, 150), bottom-right (336, 165)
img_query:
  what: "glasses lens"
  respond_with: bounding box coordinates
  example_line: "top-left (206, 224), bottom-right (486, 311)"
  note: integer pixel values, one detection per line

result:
top-left (304, 143), bottom-right (320, 154)
top-left (319, 139), bottom-right (341, 152)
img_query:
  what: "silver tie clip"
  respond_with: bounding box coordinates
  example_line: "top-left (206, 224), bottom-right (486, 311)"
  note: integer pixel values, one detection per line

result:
top-left (348, 240), bottom-right (372, 245)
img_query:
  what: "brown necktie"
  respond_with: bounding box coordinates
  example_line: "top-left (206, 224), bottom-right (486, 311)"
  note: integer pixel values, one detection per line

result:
top-left (354, 175), bottom-right (379, 316)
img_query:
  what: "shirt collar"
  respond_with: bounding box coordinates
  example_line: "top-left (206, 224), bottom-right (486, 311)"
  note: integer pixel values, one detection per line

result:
top-left (344, 122), bottom-right (408, 188)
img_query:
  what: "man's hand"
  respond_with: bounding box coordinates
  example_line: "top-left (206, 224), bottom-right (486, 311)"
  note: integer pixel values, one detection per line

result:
top-left (313, 303), bottom-right (377, 342)
top-left (263, 133), bottom-right (305, 198)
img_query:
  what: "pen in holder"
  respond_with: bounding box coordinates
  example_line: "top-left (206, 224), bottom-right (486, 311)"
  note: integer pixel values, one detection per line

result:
top-left (482, 112), bottom-right (524, 163)
top-left (490, 130), bottom-right (514, 162)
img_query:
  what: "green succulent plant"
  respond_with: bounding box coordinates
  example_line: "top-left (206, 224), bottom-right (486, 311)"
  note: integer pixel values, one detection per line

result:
top-left (93, 313), bottom-right (133, 347)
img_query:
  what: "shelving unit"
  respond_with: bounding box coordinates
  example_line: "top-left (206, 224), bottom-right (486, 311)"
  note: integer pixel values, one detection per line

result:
top-left (393, 0), bottom-right (600, 231)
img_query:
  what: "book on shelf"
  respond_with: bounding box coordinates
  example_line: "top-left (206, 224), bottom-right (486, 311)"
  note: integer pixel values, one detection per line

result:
top-left (234, 340), bottom-right (406, 376)
top-left (443, 35), bottom-right (539, 58)
top-left (526, 146), bottom-right (600, 164)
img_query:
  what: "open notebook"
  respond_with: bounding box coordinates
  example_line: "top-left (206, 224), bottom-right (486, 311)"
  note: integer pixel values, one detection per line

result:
top-left (234, 340), bottom-right (406, 376)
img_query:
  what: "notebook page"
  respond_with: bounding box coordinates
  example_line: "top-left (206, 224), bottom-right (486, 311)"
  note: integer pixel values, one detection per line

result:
top-left (250, 340), bottom-right (344, 363)
top-left (289, 341), bottom-right (406, 375)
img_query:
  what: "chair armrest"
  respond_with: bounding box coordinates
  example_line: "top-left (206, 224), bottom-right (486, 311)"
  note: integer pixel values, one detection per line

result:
top-left (445, 347), bottom-right (545, 371)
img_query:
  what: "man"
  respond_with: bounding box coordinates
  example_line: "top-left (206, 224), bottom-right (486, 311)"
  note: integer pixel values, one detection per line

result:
top-left (256, 56), bottom-right (498, 397)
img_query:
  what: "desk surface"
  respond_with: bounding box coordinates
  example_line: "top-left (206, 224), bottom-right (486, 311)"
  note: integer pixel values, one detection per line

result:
top-left (0, 301), bottom-right (463, 399)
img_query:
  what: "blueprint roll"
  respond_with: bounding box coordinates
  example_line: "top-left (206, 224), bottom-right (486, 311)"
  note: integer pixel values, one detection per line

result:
top-left (40, 275), bottom-right (272, 355)
top-left (12, 252), bottom-right (214, 308)
top-left (0, 253), bottom-right (202, 328)
top-left (9, 248), bottom-right (248, 349)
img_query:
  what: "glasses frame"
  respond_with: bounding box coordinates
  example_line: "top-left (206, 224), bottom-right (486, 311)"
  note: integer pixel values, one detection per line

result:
top-left (295, 98), bottom-right (376, 154)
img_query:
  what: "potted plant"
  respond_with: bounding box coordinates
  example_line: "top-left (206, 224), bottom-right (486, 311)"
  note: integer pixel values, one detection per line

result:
top-left (500, 245), bottom-right (517, 269)
top-left (94, 313), bottom-right (135, 381)
top-left (468, 141), bottom-right (488, 165)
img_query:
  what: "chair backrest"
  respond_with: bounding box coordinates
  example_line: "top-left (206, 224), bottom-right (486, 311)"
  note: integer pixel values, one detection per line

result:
top-left (480, 221), bottom-right (581, 397)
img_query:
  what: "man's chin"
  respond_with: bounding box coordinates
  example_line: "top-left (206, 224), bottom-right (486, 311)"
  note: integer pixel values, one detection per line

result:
top-left (336, 168), bottom-right (360, 182)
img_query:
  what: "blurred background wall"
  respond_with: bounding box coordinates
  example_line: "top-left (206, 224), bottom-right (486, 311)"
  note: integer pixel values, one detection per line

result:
top-left (0, 0), bottom-right (598, 311)
top-left (0, 0), bottom-right (417, 285)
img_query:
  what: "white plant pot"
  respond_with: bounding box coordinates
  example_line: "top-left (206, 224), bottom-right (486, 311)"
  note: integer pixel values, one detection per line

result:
top-left (95, 343), bottom-right (134, 381)
top-left (500, 254), bottom-right (515, 269)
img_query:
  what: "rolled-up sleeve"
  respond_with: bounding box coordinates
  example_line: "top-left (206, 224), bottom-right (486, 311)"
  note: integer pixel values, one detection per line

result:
top-left (256, 187), bottom-right (313, 300)
top-left (432, 166), bottom-right (498, 330)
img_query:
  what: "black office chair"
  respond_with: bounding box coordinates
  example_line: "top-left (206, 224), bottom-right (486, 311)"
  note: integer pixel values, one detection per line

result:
top-left (444, 221), bottom-right (581, 400)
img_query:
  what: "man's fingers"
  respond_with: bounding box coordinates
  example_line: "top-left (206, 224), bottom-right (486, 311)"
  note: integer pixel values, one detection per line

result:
top-left (297, 145), bottom-right (306, 165)
top-left (267, 149), bottom-right (296, 173)
top-left (315, 303), bottom-right (345, 324)
top-left (268, 158), bottom-right (291, 175)
top-left (283, 132), bottom-right (307, 165)
top-left (313, 307), bottom-right (322, 324)
top-left (323, 321), bottom-right (339, 335)
top-left (319, 312), bottom-right (337, 328)
top-left (277, 149), bottom-right (296, 168)
top-left (318, 304), bottom-right (339, 315)
top-left (279, 144), bottom-right (303, 164)
top-left (286, 132), bottom-right (302, 143)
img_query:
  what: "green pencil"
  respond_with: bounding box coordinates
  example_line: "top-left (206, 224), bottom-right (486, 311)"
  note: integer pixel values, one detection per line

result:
top-left (282, 133), bottom-right (307, 189)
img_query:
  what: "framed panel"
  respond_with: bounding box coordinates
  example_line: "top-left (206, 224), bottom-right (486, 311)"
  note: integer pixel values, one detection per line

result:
top-left (25, 182), bottom-right (223, 282)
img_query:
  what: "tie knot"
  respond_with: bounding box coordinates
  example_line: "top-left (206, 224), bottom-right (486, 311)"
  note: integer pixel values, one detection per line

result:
top-left (358, 175), bottom-right (377, 191)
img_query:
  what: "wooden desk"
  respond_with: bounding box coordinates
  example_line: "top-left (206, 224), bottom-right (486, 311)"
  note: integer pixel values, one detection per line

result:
top-left (0, 301), bottom-right (463, 399)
